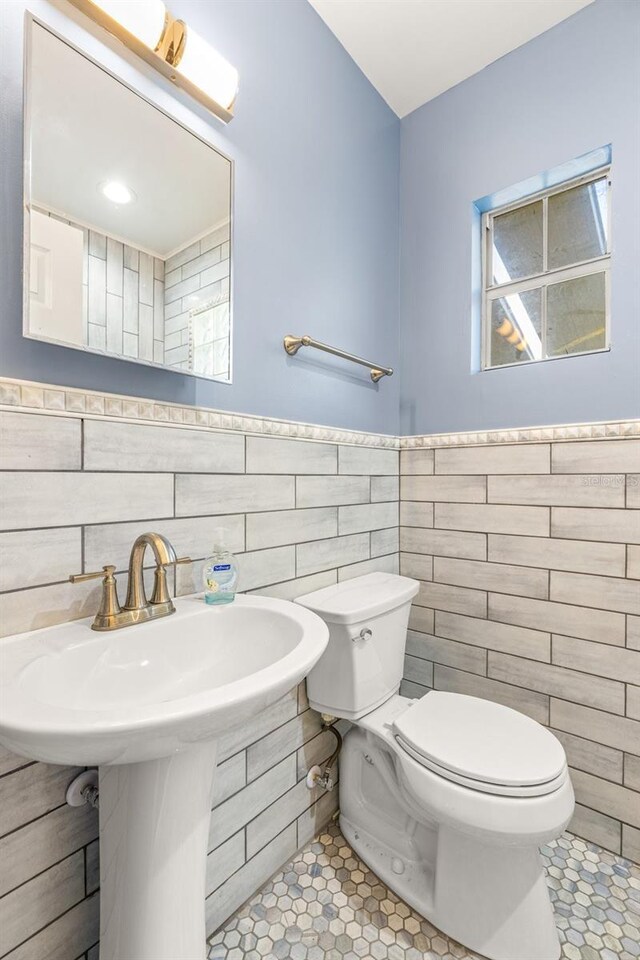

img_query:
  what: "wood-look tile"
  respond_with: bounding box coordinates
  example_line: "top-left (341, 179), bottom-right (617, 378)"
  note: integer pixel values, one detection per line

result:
top-left (0, 472), bottom-right (173, 530)
top-left (401, 527), bottom-right (486, 560)
top-left (551, 439), bottom-right (640, 474)
top-left (550, 570), bottom-right (640, 615)
top-left (401, 475), bottom-right (486, 503)
top-left (434, 610), bottom-right (550, 660)
top-left (2, 893), bottom-right (99, 960)
top-left (0, 528), bottom-right (81, 591)
top-left (415, 580), bottom-right (487, 618)
top-left (488, 651), bottom-right (625, 714)
top-left (489, 592), bottom-right (625, 646)
top-left (296, 533), bottom-right (369, 577)
top-left (552, 634), bottom-right (640, 685)
top-left (434, 556), bottom-right (548, 599)
top-left (295, 475), bottom-right (369, 508)
top-left (176, 474), bottom-right (294, 516)
top-left (0, 412), bottom-right (81, 470)
top-left (247, 711), bottom-right (322, 783)
top-left (0, 762), bottom-right (82, 837)
top-left (84, 420), bottom-right (244, 473)
top-left (338, 501), bottom-right (398, 535)
top-left (337, 554), bottom-right (399, 581)
top-left (400, 501), bottom-right (434, 528)
top-left (400, 449), bottom-right (434, 475)
top-left (404, 654), bottom-right (434, 688)
top-left (371, 527), bottom-right (399, 558)
top-left (218, 691), bottom-right (298, 763)
top-left (622, 824), bottom-right (640, 862)
top-left (551, 728), bottom-right (623, 783)
top-left (551, 507), bottom-right (640, 544)
top-left (246, 437), bottom-right (336, 474)
top-left (252, 570), bottom-right (337, 601)
top-left (246, 508), bottom-right (337, 550)
top-left (550, 699), bottom-right (640, 755)
top-left (208, 756), bottom-right (296, 851)
top-left (370, 476), bottom-right (399, 502)
top-left (488, 533), bottom-right (626, 576)
top-left (435, 443), bottom-right (550, 475)
top-left (399, 552), bottom-right (432, 581)
top-left (570, 768), bottom-right (640, 829)
top-left (435, 502), bottom-right (549, 536)
top-left (0, 852), bottom-right (85, 956)
top-left (569, 804), bottom-right (621, 855)
top-left (406, 629), bottom-right (487, 675)
top-left (488, 474), bottom-right (625, 508)
top-left (338, 446), bottom-right (398, 476)
top-left (205, 831), bottom-right (244, 899)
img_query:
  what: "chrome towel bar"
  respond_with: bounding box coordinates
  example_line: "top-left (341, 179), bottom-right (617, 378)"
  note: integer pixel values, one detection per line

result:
top-left (283, 335), bottom-right (393, 383)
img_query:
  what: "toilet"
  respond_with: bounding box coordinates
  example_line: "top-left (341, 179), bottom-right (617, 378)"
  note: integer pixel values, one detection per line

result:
top-left (296, 572), bottom-right (575, 960)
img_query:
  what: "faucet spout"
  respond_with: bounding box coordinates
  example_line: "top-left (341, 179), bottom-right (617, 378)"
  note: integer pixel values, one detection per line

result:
top-left (124, 533), bottom-right (177, 612)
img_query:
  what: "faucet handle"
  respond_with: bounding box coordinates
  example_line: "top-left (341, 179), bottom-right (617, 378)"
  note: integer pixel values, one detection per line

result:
top-left (70, 564), bottom-right (117, 583)
top-left (151, 557), bottom-right (192, 605)
top-left (69, 565), bottom-right (122, 630)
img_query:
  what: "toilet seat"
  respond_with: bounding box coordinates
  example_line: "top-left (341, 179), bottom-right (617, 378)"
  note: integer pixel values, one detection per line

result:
top-left (392, 691), bottom-right (567, 798)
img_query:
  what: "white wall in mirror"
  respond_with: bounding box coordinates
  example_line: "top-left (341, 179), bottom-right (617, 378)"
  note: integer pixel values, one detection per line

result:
top-left (24, 19), bottom-right (233, 383)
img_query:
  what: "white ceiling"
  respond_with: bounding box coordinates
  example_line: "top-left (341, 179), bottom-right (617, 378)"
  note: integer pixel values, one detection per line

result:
top-left (309, 0), bottom-right (594, 118)
top-left (30, 23), bottom-right (231, 257)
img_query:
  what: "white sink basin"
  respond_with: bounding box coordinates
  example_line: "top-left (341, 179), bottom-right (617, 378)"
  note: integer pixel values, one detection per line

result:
top-left (0, 593), bottom-right (329, 960)
top-left (0, 593), bottom-right (328, 766)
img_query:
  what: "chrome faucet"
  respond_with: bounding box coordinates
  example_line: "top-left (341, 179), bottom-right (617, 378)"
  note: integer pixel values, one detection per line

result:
top-left (70, 532), bottom-right (191, 631)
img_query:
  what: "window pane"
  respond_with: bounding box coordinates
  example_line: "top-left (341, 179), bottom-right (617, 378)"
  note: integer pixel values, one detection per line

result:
top-left (548, 178), bottom-right (608, 269)
top-left (492, 200), bottom-right (543, 284)
top-left (488, 289), bottom-right (542, 367)
top-left (546, 272), bottom-right (606, 357)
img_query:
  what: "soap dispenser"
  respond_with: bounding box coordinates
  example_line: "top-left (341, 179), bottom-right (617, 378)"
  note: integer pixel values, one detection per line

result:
top-left (202, 529), bottom-right (238, 605)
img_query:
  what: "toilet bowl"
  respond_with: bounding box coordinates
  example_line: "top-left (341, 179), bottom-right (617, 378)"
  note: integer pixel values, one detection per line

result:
top-left (296, 573), bottom-right (575, 960)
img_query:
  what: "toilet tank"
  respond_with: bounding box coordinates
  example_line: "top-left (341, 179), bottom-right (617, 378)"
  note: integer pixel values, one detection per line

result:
top-left (296, 573), bottom-right (419, 720)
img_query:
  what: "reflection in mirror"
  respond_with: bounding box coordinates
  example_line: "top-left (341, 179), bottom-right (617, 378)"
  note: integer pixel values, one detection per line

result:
top-left (25, 21), bottom-right (233, 382)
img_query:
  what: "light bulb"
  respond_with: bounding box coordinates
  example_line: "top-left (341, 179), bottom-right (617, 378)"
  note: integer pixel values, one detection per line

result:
top-left (101, 181), bottom-right (136, 204)
top-left (176, 25), bottom-right (238, 110)
top-left (88, 0), bottom-right (167, 49)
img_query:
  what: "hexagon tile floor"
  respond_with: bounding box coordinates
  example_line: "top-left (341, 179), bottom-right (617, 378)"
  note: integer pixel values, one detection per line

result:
top-left (208, 819), bottom-right (640, 960)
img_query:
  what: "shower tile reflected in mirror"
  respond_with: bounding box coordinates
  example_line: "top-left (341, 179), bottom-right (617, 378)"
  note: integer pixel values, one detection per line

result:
top-left (25, 21), bottom-right (233, 383)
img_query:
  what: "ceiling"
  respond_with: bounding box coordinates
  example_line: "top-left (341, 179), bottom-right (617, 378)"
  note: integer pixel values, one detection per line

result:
top-left (309, 0), bottom-right (594, 118)
top-left (29, 23), bottom-right (231, 258)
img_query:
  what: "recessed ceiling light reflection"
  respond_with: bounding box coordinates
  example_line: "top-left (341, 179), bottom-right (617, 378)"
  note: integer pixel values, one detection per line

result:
top-left (100, 181), bottom-right (136, 205)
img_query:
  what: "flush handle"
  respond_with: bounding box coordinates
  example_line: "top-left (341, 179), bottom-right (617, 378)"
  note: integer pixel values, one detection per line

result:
top-left (352, 627), bottom-right (372, 644)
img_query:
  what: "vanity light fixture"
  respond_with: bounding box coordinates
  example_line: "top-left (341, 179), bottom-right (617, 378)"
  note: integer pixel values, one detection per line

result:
top-left (67, 0), bottom-right (239, 123)
top-left (100, 180), bottom-right (135, 204)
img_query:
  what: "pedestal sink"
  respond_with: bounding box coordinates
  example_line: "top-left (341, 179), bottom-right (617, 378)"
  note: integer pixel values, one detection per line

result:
top-left (0, 594), bottom-right (329, 960)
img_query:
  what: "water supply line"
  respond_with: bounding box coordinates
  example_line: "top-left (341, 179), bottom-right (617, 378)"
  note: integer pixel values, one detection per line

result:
top-left (306, 715), bottom-right (342, 792)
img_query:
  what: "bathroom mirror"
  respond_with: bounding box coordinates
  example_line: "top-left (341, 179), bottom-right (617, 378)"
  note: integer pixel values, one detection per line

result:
top-left (24, 21), bottom-right (233, 382)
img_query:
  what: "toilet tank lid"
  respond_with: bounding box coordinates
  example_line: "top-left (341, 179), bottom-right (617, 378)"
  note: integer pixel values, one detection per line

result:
top-left (295, 573), bottom-right (419, 624)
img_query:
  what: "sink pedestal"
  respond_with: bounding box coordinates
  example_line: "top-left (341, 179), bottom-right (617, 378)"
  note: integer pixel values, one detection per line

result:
top-left (99, 740), bottom-right (218, 960)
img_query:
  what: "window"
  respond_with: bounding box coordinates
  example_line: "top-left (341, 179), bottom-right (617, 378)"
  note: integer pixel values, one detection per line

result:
top-left (482, 169), bottom-right (611, 369)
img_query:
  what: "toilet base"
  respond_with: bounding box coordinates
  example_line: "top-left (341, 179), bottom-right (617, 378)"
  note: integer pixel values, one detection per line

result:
top-left (340, 727), bottom-right (562, 960)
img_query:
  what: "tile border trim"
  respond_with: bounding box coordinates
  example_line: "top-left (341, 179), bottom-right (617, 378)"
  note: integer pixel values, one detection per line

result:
top-left (0, 378), bottom-right (637, 448)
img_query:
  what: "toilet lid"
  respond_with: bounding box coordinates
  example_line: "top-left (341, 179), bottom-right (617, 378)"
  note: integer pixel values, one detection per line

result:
top-left (393, 691), bottom-right (566, 788)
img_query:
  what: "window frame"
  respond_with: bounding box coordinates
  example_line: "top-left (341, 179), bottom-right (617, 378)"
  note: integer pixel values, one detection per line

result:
top-left (481, 166), bottom-right (612, 371)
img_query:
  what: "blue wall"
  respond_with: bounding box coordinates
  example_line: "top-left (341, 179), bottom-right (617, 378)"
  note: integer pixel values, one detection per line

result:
top-left (0, 0), bottom-right (400, 434)
top-left (399, 0), bottom-right (640, 435)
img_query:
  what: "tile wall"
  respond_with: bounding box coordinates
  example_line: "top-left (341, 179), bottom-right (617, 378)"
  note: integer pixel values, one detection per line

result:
top-left (0, 409), bottom-right (398, 959)
top-left (38, 209), bottom-right (166, 364)
top-left (163, 223), bottom-right (231, 371)
top-left (398, 438), bottom-right (640, 864)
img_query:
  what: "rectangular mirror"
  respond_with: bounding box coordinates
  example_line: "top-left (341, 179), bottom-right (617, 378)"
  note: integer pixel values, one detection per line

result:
top-left (24, 20), bottom-right (233, 382)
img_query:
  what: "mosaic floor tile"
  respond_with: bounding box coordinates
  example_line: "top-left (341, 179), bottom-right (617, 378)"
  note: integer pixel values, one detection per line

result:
top-left (208, 820), bottom-right (640, 960)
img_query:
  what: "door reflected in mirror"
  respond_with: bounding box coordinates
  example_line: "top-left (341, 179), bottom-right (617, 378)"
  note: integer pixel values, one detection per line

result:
top-left (25, 20), bottom-right (233, 383)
